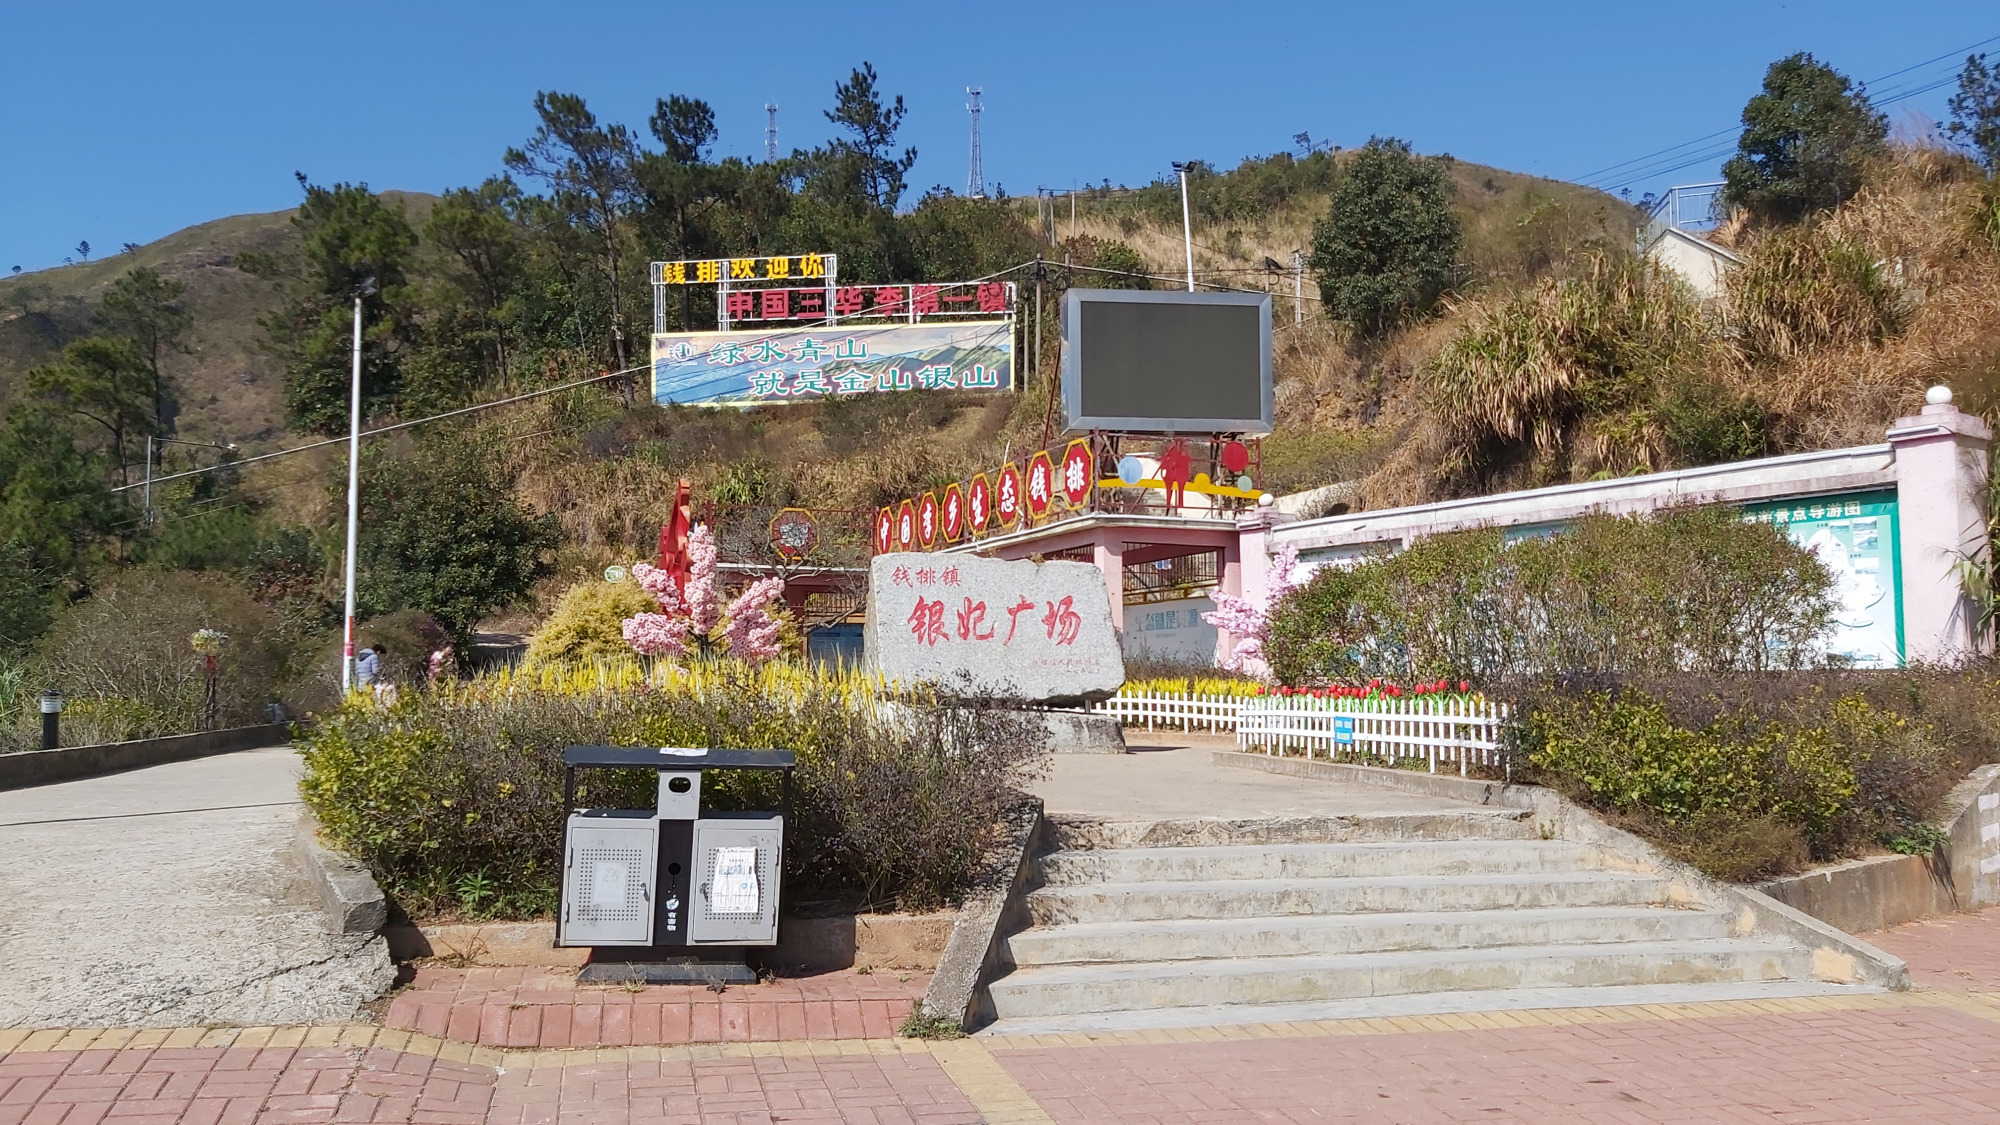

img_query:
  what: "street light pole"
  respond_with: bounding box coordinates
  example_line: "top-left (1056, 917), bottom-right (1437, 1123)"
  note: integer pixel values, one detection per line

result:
top-left (341, 288), bottom-right (367, 694)
top-left (1173, 162), bottom-right (1195, 292)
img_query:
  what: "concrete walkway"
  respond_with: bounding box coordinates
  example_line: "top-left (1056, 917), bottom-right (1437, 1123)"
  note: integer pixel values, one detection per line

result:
top-left (1031, 734), bottom-right (1480, 819)
top-left (0, 747), bottom-right (392, 1029)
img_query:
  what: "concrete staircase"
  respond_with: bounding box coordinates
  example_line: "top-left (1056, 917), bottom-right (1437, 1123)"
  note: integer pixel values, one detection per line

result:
top-left (981, 811), bottom-right (1874, 1034)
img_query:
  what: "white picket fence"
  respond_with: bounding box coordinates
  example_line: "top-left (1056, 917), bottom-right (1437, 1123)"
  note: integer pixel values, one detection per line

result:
top-left (1236, 695), bottom-right (1511, 776)
top-left (1090, 689), bottom-right (1245, 733)
top-left (1091, 689), bottom-right (1511, 776)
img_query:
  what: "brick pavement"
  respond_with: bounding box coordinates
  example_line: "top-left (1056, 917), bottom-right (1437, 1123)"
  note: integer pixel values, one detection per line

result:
top-left (381, 966), bottom-right (928, 1048)
top-left (9, 994), bottom-right (2000, 1123)
top-left (1870, 904), bottom-right (2000, 992)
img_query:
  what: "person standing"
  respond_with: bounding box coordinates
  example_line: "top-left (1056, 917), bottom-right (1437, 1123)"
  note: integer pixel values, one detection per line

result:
top-left (354, 644), bottom-right (384, 694)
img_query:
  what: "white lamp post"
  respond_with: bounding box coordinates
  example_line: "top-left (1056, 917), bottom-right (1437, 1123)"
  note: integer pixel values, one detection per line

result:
top-left (1171, 161), bottom-right (1195, 292)
top-left (340, 280), bottom-right (375, 693)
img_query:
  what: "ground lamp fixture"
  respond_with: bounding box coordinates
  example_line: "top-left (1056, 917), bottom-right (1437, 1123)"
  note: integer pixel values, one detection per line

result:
top-left (38, 690), bottom-right (62, 751)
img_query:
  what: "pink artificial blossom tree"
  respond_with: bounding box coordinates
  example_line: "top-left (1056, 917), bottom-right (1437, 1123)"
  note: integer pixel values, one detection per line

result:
top-left (620, 528), bottom-right (788, 665)
top-left (1201, 542), bottom-right (1304, 678)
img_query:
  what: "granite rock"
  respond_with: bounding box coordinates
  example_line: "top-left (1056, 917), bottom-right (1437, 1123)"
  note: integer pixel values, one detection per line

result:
top-left (864, 553), bottom-right (1125, 705)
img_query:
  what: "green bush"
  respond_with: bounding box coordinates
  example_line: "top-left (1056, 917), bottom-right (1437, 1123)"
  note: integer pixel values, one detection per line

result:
top-left (525, 577), bottom-right (657, 667)
top-left (1264, 505), bottom-right (1834, 686)
top-left (1514, 676), bottom-right (1973, 881)
top-left (297, 666), bottom-right (1046, 918)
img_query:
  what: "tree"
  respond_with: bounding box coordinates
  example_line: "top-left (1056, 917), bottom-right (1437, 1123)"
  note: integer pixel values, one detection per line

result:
top-left (1948, 53), bottom-right (2000, 174)
top-left (415, 179), bottom-right (528, 404)
top-left (505, 92), bottom-right (640, 369)
top-left (243, 177), bottom-right (418, 434)
top-left (357, 437), bottom-right (559, 639)
top-left (98, 266), bottom-right (192, 432)
top-left (27, 335), bottom-right (156, 482)
top-left (1722, 53), bottom-right (1887, 224)
top-left (1309, 137), bottom-right (1461, 335)
top-left (825, 62), bottom-right (917, 210)
top-left (650, 95), bottom-right (717, 166)
top-left (0, 402), bottom-right (119, 583)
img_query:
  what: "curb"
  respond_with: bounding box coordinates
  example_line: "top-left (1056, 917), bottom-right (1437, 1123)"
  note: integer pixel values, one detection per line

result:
top-left (0, 723), bottom-right (297, 791)
top-left (294, 807), bottom-right (387, 935)
top-left (918, 795), bottom-right (1044, 1032)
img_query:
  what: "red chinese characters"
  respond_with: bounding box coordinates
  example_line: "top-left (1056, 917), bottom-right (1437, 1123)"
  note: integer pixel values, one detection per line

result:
top-left (917, 492), bottom-right (940, 548)
top-left (995, 464), bottom-right (1023, 528)
top-left (759, 289), bottom-right (790, 319)
top-left (1042, 596), bottom-right (1081, 645)
top-left (941, 483), bottom-right (965, 543)
top-left (1060, 439), bottom-right (1093, 507)
top-left (875, 506), bottom-right (894, 554)
top-left (967, 473), bottom-right (991, 536)
top-left (955, 597), bottom-right (995, 641)
top-left (1025, 451), bottom-right (1056, 518)
top-left (907, 597), bottom-right (947, 647)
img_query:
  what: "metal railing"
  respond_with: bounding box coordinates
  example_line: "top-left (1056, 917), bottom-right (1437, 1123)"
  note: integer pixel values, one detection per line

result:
top-left (1640, 181), bottom-right (1727, 250)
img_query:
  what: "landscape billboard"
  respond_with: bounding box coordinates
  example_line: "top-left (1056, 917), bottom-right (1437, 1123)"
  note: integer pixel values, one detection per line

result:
top-left (651, 321), bottom-right (1014, 407)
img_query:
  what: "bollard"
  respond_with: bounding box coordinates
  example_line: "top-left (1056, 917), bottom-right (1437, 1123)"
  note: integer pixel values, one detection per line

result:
top-left (39, 690), bottom-right (63, 750)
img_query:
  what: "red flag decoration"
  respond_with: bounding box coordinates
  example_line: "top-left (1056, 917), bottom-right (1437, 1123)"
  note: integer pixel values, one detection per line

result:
top-left (941, 482), bottom-right (965, 543)
top-left (967, 473), bottom-right (992, 536)
top-left (1060, 438), bottom-right (1094, 508)
top-left (995, 463), bottom-right (1023, 528)
top-left (896, 500), bottom-right (916, 550)
top-left (875, 506), bottom-right (894, 554)
top-left (1025, 450), bottom-right (1056, 519)
top-left (917, 492), bottom-right (940, 548)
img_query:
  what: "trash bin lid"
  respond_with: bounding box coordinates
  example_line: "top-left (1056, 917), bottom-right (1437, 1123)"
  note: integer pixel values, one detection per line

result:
top-left (561, 745), bottom-right (796, 770)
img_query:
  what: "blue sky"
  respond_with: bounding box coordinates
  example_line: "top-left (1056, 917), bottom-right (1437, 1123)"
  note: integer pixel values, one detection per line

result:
top-left (3, 0), bottom-right (1996, 273)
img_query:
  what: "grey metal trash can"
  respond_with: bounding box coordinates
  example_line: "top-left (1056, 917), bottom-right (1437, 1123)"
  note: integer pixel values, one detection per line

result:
top-left (557, 744), bottom-right (795, 983)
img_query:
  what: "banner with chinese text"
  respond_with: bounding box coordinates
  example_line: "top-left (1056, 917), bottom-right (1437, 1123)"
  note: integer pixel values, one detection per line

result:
top-left (651, 321), bottom-right (1014, 407)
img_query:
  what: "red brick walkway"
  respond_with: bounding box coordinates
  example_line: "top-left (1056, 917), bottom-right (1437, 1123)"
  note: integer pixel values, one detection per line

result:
top-left (1870, 904), bottom-right (2000, 992)
top-left (381, 966), bottom-right (928, 1048)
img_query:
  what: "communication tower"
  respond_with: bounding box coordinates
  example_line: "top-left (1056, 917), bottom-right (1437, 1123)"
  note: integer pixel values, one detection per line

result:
top-left (765, 103), bottom-right (779, 161)
top-left (966, 87), bottom-right (984, 198)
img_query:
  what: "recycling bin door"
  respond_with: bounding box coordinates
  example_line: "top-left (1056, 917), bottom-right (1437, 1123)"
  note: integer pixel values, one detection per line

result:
top-left (560, 812), bottom-right (658, 946)
top-left (688, 813), bottom-right (783, 944)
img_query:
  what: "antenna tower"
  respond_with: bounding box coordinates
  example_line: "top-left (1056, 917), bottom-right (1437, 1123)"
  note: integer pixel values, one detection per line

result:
top-left (765, 103), bottom-right (779, 161)
top-left (965, 87), bottom-right (984, 198)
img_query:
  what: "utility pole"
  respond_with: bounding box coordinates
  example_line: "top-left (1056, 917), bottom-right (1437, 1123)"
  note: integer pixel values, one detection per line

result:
top-left (765, 103), bottom-right (779, 161)
top-left (1172, 162), bottom-right (1195, 291)
top-left (965, 87), bottom-right (984, 198)
top-left (341, 284), bottom-right (371, 694)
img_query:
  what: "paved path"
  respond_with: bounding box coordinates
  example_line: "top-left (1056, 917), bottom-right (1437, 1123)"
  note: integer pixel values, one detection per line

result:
top-left (1033, 735), bottom-right (1478, 819)
top-left (0, 748), bottom-right (392, 1030)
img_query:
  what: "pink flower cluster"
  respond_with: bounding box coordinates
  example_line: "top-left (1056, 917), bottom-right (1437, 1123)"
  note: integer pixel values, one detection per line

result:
top-left (1262, 678), bottom-right (1476, 698)
top-left (619, 526), bottom-right (786, 665)
top-left (1202, 542), bottom-right (1303, 677)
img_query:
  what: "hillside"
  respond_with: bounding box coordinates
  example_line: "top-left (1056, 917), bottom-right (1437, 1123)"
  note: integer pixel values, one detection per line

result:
top-left (0, 191), bottom-right (437, 444)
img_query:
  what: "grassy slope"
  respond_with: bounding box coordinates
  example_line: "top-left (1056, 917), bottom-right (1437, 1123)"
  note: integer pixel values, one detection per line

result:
top-left (0, 191), bottom-right (436, 444)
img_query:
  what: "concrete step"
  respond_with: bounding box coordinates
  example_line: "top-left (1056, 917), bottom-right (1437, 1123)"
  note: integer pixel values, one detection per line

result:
top-left (1027, 871), bottom-right (1679, 926)
top-left (1003, 905), bottom-right (1733, 966)
top-left (976, 979), bottom-right (1885, 1037)
top-left (1044, 810), bottom-right (1537, 852)
top-left (985, 938), bottom-right (1812, 1019)
top-left (1035, 841), bottom-right (1612, 886)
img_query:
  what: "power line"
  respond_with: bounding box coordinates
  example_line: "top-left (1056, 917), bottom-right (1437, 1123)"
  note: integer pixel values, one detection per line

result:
top-left (1578, 32), bottom-right (2000, 194)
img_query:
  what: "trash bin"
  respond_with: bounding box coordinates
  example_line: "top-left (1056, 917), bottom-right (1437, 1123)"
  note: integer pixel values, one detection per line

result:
top-left (557, 744), bottom-right (795, 984)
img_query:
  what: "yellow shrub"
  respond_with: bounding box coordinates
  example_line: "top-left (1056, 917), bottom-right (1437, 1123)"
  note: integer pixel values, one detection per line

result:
top-left (523, 577), bottom-right (657, 667)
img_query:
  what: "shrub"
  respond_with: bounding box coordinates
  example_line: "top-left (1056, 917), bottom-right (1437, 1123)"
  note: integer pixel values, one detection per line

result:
top-left (1425, 255), bottom-right (1727, 483)
top-left (1265, 506), bottom-right (1834, 687)
top-left (1514, 680), bottom-right (1964, 880)
top-left (1310, 137), bottom-right (1462, 335)
top-left (297, 662), bottom-right (1047, 918)
top-left (1728, 223), bottom-right (1908, 364)
top-left (33, 571), bottom-right (293, 734)
top-left (525, 577), bottom-right (656, 666)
